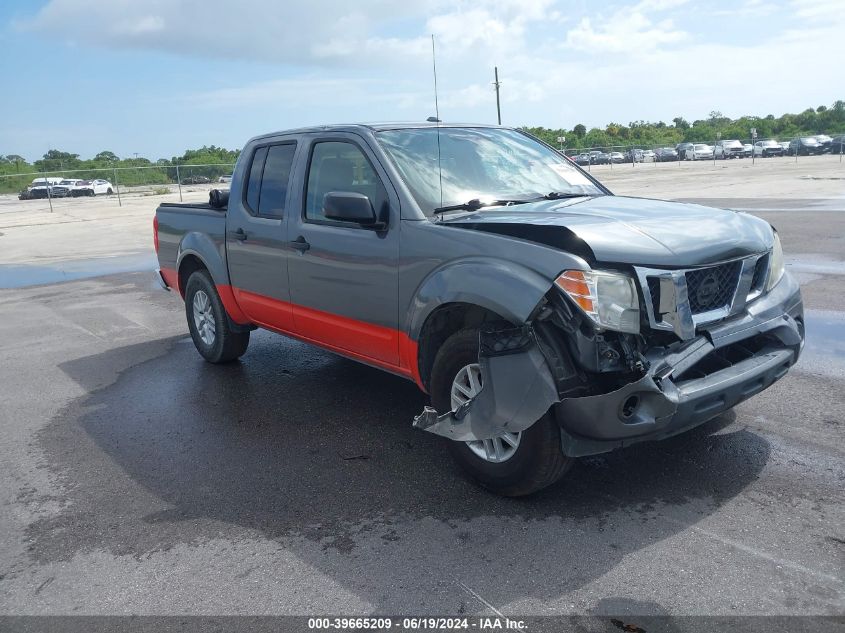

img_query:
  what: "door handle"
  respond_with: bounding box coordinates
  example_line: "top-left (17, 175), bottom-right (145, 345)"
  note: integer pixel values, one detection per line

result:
top-left (290, 236), bottom-right (310, 252)
top-left (230, 228), bottom-right (247, 241)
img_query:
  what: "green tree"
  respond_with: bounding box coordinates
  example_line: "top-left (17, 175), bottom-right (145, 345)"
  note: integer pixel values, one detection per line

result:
top-left (94, 151), bottom-right (119, 162)
top-left (573, 123), bottom-right (586, 138)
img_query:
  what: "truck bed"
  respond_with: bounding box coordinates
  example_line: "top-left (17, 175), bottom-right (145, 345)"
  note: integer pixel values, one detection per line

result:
top-left (155, 202), bottom-right (228, 285)
top-left (158, 202), bottom-right (226, 212)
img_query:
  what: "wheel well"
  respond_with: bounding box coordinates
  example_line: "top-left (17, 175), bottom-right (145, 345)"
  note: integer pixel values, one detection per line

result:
top-left (417, 302), bottom-right (507, 391)
top-left (177, 255), bottom-right (207, 298)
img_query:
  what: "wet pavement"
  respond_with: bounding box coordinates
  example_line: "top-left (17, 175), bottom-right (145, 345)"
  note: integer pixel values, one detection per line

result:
top-left (0, 198), bottom-right (843, 618)
top-left (0, 253), bottom-right (157, 289)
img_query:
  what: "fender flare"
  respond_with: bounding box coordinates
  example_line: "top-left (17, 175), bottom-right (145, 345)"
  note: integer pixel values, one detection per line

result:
top-left (176, 231), bottom-right (229, 287)
top-left (176, 233), bottom-right (251, 326)
top-left (404, 257), bottom-right (557, 342)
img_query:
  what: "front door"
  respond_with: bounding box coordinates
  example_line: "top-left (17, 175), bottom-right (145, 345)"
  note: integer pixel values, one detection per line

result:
top-left (286, 135), bottom-right (401, 367)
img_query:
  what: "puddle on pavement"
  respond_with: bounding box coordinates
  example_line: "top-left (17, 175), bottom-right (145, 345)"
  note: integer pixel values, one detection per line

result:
top-left (786, 254), bottom-right (845, 276)
top-left (0, 253), bottom-right (157, 289)
top-left (797, 310), bottom-right (845, 380)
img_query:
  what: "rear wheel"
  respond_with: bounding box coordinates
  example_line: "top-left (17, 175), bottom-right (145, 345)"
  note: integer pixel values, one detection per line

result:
top-left (430, 329), bottom-right (573, 496)
top-left (184, 270), bottom-right (250, 363)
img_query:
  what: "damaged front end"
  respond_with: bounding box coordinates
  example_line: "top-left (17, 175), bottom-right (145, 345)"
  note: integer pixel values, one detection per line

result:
top-left (414, 260), bottom-right (805, 458)
top-left (413, 325), bottom-right (564, 441)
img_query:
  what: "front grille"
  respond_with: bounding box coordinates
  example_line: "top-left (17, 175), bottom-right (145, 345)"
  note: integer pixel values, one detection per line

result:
top-left (686, 261), bottom-right (742, 313)
top-left (647, 277), bottom-right (661, 317)
top-left (750, 254), bottom-right (769, 293)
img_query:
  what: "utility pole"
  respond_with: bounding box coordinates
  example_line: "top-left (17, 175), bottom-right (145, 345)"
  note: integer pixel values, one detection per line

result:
top-left (493, 67), bottom-right (502, 125)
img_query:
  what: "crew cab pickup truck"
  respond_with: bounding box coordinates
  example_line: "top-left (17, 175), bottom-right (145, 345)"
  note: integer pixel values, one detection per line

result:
top-left (154, 123), bottom-right (804, 496)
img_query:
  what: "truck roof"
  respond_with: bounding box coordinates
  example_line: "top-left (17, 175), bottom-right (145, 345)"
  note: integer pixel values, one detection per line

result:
top-left (249, 122), bottom-right (504, 142)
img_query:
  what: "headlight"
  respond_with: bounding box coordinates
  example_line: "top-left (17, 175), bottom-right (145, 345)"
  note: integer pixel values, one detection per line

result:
top-left (555, 269), bottom-right (640, 333)
top-left (766, 232), bottom-right (785, 291)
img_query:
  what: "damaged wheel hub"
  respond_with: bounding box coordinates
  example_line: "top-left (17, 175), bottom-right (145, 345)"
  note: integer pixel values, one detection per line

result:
top-left (451, 363), bottom-right (521, 463)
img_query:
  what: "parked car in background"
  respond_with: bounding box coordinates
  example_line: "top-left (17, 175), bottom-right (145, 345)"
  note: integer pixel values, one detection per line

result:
top-left (742, 144), bottom-right (753, 158)
top-left (28, 177), bottom-right (63, 199)
top-left (50, 179), bottom-right (83, 197)
top-left (655, 147), bottom-right (678, 162)
top-left (609, 151), bottom-right (625, 164)
top-left (754, 140), bottom-right (785, 157)
top-left (684, 143), bottom-right (714, 161)
top-left (779, 141), bottom-right (791, 153)
top-left (18, 188), bottom-right (33, 200)
top-left (588, 151), bottom-right (611, 165)
top-left (574, 153), bottom-right (591, 166)
top-left (73, 179), bottom-right (114, 196)
top-left (218, 174), bottom-right (233, 183)
top-left (641, 149), bottom-right (656, 161)
top-left (813, 135), bottom-right (832, 153)
top-left (625, 149), bottom-right (644, 163)
top-left (830, 135), bottom-right (845, 154)
top-left (714, 139), bottom-right (745, 159)
top-left (181, 175), bottom-right (211, 184)
top-left (675, 142), bottom-right (694, 160)
top-left (788, 137), bottom-right (822, 156)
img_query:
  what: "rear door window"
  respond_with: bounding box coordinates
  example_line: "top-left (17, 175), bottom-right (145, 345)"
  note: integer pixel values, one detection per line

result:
top-left (245, 147), bottom-right (268, 212)
top-left (257, 144), bottom-right (296, 218)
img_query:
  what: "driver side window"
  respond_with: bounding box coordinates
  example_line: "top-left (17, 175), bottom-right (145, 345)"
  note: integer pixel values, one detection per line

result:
top-left (304, 141), bottom-right (387, 223)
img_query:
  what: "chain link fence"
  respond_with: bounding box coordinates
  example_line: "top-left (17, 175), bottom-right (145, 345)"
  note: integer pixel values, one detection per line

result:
top-left (2, 162), bottom-right (236, 208)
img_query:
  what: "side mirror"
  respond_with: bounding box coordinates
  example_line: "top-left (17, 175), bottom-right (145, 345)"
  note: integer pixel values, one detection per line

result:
top-left (323, 191), bottom-right (382, 228)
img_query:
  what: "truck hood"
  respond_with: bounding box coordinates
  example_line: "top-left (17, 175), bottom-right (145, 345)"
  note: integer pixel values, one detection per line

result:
top-left (437, 195), bottom-right (774, 267)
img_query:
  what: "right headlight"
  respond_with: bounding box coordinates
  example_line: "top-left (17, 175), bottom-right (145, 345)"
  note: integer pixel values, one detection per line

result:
top-left (555, 269), bottom-right (640, 334)
top-left (766, 232), bottom-right (785, 291)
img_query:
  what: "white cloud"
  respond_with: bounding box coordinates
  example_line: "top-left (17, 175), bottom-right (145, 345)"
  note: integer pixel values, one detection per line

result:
top-left (22, 0), bottom-right (439, 67)
top-left (564, 11), bottom-right (686, 53)
top-left (9, 0), bottom-right (845, 158)
top-left (790, 0), bottom-right (843, 21)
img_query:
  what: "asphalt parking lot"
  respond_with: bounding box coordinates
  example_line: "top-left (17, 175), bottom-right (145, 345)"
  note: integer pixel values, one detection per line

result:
top-left (0, 157), bottom-right (843, 620)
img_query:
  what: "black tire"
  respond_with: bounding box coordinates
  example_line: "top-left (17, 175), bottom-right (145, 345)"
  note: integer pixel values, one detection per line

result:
top-left (430, 328), bottom-right (573, 497)
top-left (184, 270), bottom-right (250, 363)
top-left (107, 188), bottom-right (113, 195)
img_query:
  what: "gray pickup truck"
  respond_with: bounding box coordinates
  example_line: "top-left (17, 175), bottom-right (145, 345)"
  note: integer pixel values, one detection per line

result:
top-left (154, 123), bottom-right (804, 496)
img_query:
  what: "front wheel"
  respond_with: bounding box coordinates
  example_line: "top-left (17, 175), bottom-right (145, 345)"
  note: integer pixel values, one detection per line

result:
top-left (184, 270), bottom-right (250, 363)
top-left (430, 329), bottom-right (573, 496)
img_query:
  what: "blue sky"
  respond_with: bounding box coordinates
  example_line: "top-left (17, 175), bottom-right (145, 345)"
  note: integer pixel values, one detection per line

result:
top-left (1, 0), bottom-right (842, 161)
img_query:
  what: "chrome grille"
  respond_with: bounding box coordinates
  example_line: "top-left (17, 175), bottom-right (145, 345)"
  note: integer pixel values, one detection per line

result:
top-left (750, 253), bottom-right (769, 292)
top-left (636, 252), bottom-right (770, 340)
top-left (647, 277), bottom-right (661, 317)
top-left (685, 260), bottom-right (742, 313)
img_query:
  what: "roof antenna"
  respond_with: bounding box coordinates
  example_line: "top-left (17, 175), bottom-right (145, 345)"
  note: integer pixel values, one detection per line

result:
top-left (431, 34), bottom-right (443, 211)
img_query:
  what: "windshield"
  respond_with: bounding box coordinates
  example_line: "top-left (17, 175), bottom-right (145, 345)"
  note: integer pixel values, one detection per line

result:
top-left (376, 127), bottom-right (603, 216)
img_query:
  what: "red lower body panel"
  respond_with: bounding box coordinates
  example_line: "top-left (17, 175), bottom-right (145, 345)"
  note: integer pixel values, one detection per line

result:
top-left (159, 265), bottom-right (423, 389)
top-left (225, 286), bottom-right (422, 389)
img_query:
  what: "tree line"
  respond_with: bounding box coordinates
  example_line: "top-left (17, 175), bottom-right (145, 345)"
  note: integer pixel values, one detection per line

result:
top-left (523, 100), bottom-right (845, 152)
top-left (2, 100), bottom-right (844, 193)
top-left (0, 146), bottom-right (240, 194)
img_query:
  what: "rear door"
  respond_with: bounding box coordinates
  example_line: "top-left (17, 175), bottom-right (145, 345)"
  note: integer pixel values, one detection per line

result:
top-left (286, 134), bottom-right (401, 367)
top-left (226, 139), bottom-right (299, 331)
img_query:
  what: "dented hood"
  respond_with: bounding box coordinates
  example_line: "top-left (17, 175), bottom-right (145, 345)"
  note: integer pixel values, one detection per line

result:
top-left (437, 195), bottom-right (774, 266)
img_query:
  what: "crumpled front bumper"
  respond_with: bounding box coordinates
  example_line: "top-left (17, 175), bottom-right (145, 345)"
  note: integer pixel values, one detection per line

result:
top-left (556, 271), bottom-right (804, 456)
top-left (413, 271), bottom-right (803, 454)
